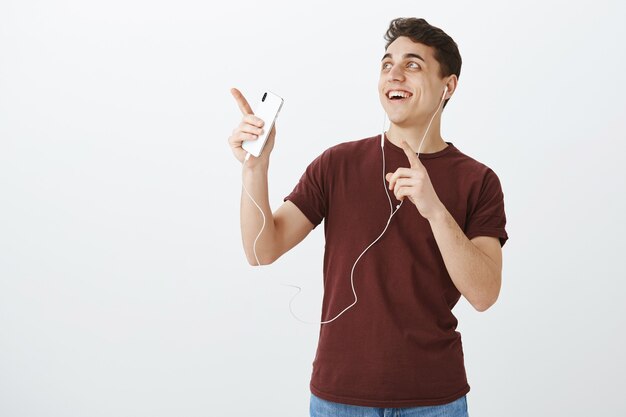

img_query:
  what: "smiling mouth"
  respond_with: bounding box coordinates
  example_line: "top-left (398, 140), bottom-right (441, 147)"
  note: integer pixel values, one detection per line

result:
top-left (386, 90), bottom-right (413, 103)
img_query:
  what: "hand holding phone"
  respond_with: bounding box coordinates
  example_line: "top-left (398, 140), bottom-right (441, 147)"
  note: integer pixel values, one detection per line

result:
top-left (229, 88), bottom-right (283, 163)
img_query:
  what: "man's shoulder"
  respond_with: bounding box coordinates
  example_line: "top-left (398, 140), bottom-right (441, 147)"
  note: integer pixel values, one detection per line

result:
top-left (449, 145), bottom-right (498, 177)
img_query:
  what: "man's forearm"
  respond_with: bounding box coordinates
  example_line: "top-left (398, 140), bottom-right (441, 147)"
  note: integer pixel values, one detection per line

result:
top-left (240, 161), bottom-right (277, 265)
top-left (427, 205), bottom-right (500, 311)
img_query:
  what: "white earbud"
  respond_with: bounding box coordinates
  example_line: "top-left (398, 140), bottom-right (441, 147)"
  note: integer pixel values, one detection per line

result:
top-left (442, 85), bottom-right (448, 100)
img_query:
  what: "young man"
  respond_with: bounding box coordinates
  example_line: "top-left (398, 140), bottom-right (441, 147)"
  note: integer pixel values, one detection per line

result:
top-left (228, 17), bottom-right (508, 417)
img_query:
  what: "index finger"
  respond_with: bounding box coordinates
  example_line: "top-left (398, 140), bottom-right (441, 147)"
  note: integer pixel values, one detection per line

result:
top-left (230, 87), bottom-right (254, 115)
top-left (401, 140), bottom-right (421, 168)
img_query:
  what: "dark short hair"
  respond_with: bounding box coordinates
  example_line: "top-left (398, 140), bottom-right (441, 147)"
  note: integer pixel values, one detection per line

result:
top-left (384, 17), bottom-right (462, 109)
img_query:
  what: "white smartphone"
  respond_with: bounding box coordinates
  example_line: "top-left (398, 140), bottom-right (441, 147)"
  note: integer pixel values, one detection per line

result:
top-left (242, 91), bottom-right (284, 158)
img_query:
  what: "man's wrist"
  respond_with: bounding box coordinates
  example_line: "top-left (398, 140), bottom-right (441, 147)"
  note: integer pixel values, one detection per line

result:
top-left (242, 156), bottom-right (270, 174)
top-left (427, 202), bottom-right (449, 224)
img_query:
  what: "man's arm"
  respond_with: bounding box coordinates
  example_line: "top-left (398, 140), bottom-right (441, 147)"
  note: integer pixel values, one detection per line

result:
top-left (229, 87), bottom-right (314, 266)
top-left (385, 140), bottom-right (504, 312)
top-left (428, 207), bottom-right (502, 312)
top-left (241, 160), bottom-right (314, 266)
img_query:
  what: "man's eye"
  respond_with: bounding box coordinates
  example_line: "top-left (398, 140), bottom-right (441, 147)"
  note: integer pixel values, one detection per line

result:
top-left (408, 62), bottom-right (421, 69)
top-left (382, 62), bottom-right (392, 70)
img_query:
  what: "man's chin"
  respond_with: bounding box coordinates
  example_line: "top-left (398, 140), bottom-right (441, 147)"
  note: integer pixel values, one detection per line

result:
top-left (387, 114), bottom-right (411, 127)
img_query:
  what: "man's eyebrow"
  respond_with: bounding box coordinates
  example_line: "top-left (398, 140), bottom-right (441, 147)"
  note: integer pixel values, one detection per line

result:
top-left (381, 52), bottom-right (426, 63)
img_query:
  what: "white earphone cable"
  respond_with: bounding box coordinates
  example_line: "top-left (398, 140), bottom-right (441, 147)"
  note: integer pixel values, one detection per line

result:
top-left (242, 87), bottom-right (448, 324)
top-left (241, 152), bottom-right (265, 267)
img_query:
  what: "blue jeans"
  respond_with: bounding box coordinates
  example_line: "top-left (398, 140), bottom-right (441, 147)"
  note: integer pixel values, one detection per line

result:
top-left (310, 393), bottom-right (469, 417)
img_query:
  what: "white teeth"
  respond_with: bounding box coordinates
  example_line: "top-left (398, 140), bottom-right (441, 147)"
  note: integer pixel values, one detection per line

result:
top-left (387, 90), bottom-right (411, 99)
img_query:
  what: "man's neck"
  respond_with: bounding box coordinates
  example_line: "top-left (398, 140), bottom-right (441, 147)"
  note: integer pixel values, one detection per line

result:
top-left (386, 122), bottom-right (448, 154)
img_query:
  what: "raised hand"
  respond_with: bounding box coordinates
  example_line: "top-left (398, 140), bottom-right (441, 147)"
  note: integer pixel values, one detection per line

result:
top-left (385, 140), bottom-right (445, 220)
top-left (228, 88), bottom-right (276, 165)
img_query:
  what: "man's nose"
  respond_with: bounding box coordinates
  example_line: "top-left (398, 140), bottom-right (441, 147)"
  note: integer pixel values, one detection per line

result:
top-left (387, 64), bottom-right (405, 81)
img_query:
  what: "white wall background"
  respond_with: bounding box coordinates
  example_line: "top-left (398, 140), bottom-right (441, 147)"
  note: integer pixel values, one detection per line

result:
top-left (1, 0), bottom-right (625, 416)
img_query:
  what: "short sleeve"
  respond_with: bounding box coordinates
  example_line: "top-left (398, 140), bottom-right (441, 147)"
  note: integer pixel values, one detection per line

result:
top-left (283, 150), bottom-right (330, 229)
top-left (464, 168), bottom-right (509, 247)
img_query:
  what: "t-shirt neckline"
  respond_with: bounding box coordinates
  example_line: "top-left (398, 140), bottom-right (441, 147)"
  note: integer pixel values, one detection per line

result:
top-left (383, 133), bottom-right (456, 159)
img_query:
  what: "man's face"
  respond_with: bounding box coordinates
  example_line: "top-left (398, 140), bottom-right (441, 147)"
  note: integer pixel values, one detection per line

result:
top-left (378, 36), bottom-right (447, 127)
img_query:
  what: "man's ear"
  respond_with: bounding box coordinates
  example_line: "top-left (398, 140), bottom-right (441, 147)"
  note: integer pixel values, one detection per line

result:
top-left (444, 75), bottom-right (458, 100)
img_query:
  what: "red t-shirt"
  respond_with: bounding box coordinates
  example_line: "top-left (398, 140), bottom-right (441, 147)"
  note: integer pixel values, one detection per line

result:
top-left (284, 134), bottom-right (509, 407)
